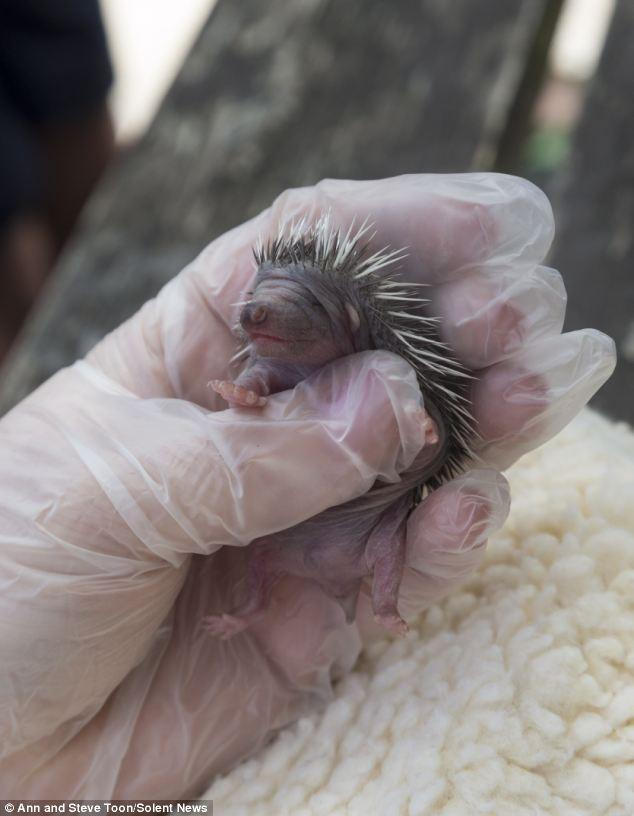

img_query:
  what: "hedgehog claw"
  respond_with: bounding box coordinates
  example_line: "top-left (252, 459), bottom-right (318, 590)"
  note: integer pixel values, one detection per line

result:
top-left (374, 612), bottom-right (409, 637)
top-left (202, 613), bottom-right (250, 639)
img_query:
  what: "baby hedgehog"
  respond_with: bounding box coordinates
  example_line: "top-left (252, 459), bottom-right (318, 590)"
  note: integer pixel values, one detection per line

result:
top-left (205, 215), bottom-right (476, 637)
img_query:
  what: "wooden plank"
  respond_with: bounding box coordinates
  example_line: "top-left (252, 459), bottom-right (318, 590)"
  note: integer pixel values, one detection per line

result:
top-left (548, 0), bottom-right (634, 424)
top-left (0, 0), bottom-right (548, 413)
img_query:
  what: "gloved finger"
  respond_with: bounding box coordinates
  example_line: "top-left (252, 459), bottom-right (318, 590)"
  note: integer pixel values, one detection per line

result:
top-left (4, 350), bottom-right (425, 565)
top-left (303, 173), bottom-right (554, 280)
top-left (401, 469), bottom-right (510, 612)
top-left (2, 553), bottom-right (359, 798)
top-left (472, 329), bottom-right (616, 469)
top-left (431, 265), bottom-right (567, 370)
top-left (114, 581), bottom-right (356, 797)
top-left (87, 173), bottom-right (555, 405)
top-left (111, 562), bottom-right (360, 798)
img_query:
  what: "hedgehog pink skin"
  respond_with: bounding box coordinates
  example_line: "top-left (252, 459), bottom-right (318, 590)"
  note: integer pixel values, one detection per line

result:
top-left (204, 219), bottom-right (474, 637)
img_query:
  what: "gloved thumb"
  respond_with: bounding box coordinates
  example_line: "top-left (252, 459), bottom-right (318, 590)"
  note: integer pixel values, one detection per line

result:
top-left (2, 349), bottom-right (427, 568)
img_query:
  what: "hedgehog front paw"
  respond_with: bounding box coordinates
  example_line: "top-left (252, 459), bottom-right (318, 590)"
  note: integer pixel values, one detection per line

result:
top-left (202, 613), bottom-right (250, 639)
top-left (209, 380), bottom-right (267, 407)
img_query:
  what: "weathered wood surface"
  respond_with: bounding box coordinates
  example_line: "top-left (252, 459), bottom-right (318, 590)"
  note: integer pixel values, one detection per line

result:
top-left (548, 0), bottom-right (633, 424)
top-left (0, 0), bottom-right (548, 413)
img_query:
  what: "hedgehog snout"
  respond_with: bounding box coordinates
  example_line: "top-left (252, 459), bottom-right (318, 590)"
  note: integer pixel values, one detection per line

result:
top-left (240, 303), bottom-right (269, 328)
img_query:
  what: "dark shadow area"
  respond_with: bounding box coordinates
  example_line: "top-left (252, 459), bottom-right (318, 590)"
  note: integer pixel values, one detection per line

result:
top-left (497, 0), bottom-right (630, 424)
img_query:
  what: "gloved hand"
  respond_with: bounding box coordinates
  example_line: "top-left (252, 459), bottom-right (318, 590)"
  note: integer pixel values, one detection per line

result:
top-left (0, 174), bottom-right (615, 798)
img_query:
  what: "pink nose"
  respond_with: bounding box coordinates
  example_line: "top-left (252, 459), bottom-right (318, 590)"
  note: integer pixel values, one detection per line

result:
top-left (251, 305), bottom-right (267, 323)
top-left (241, 303), bottom-right (268, 327)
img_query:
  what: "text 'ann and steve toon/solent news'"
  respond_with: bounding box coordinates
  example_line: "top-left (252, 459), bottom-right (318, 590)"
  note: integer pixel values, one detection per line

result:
top-left (2, 805), bottom-right (212, 815)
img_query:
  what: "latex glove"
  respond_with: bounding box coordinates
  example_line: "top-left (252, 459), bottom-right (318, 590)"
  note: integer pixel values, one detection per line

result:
top-left (0, 174), bottom-right (615, 798)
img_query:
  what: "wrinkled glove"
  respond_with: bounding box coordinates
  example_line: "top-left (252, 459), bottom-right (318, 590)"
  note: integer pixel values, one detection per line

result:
top-left (0, 174), bottom-right (615, 798)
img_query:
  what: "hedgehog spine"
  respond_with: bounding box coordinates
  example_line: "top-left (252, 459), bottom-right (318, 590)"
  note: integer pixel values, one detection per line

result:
top-left (250, 213), bottom-right (478, 486)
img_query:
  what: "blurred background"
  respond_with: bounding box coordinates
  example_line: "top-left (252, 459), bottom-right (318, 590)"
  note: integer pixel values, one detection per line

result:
top-left (0, 0), bottom-right (631, 421)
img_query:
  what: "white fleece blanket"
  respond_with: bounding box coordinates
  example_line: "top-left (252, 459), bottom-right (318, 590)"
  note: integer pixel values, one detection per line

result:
top-left (203, 409), bottom-right (634, 815)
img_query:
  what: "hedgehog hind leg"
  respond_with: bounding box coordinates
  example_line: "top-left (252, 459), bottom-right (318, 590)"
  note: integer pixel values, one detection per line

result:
top-left (369, 522), bottom-right (408, 636)
top-left (202, 539), bottom-right (282, 638)
top-left (365, 501), bottom-right (411, 637)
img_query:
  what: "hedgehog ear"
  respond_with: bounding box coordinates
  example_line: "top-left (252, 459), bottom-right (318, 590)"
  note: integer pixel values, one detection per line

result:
top-left (345, 302), bottom-right (361, 333)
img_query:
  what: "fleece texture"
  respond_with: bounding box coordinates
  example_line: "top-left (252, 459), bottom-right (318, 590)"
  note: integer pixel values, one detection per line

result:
top-left (203, 409), bottom-right (634, 815)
